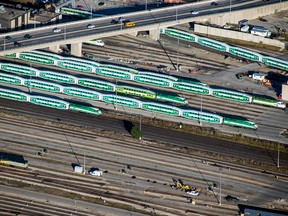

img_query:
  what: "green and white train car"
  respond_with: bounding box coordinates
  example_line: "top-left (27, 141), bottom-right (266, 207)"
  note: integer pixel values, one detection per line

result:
top-left (223, 117), bottom-right (258, 130)
top-left (141, 102), bottom-right (182, 116)
top-left (156, 93), bottom-right (188, 105)
top-left (116, 85), bottom-right (156, 99)
top-left (212, 89), bottom-right (252, 103)
top-left (252, 97), bottom-right (286, 109)
top-left (69, 103), bottom-right (102, 115)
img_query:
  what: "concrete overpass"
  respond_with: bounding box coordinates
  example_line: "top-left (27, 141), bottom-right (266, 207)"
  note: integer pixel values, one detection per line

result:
top-left (0, 0), bottom-right (287, 56)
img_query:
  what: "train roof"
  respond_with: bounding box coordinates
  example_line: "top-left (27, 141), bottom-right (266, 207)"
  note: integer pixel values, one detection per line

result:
top-left (229, 46), bottom-right (260, 54)
top-left (138, 72), bottom-right (178, 81)
top-left (23, 51), bottom-right (63, 60)
top-left (64, 58), bottom-right (100, 66)
top-left (117, 85), bottom-right (155, 94)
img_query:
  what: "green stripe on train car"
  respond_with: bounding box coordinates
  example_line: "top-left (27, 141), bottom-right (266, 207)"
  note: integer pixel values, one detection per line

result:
top-left (223, 117), bottom-right (257, 129)
top-left (69, 103), bottom-right (102, 115)
top-left (78, 79), bottom-right (115, 91)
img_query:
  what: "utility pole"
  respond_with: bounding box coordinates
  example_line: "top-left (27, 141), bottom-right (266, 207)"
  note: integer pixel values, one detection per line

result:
top-left (219, 168), bottom-right (222, 206)
top-left (115, 80), bottom-right (118, 111)
top-left (29, 63), bottom-right (32, 93)
top-left (83, 153), bottom-right (86, 174)
top-left (199, 94), bottom-right (202, 126)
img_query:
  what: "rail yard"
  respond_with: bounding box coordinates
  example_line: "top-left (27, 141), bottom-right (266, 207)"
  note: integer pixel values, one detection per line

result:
top-left (1, 3), bottom-right (288, 215)
top-left (0, 110), bottom-right (288, 215)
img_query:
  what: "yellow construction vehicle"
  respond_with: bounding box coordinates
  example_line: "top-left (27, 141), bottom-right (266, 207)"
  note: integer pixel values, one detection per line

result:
top-left (172, 179), bottom-right (191, 191)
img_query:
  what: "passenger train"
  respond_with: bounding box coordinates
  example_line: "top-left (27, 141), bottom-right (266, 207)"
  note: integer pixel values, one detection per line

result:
top-left (0, 86), bottom-right (102, 116)
top-left (1, 56), bottom-right (284, 109)
top-left (0, 68), bottom-right (188, 105)
top-left (0, 86), bottom-right (257, 129)
top-left (161, 28), bottom-right (288, 71)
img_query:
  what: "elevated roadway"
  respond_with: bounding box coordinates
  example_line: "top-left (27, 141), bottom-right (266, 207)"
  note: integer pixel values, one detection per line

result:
top-left (0, 0), bottom-right (287, 56)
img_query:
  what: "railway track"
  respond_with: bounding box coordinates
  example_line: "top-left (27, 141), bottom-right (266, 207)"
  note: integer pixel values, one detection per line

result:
top-left (82, 35), bottom-right (233, 71)
top-left (1, 114), bottom-right (288, 168)
top-left (0, 110), bottom-right (287, 215)
top-left (0, 36), bottom-right (281, 131)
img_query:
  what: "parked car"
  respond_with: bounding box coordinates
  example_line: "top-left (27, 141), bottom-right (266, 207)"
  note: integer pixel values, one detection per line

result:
top-left (111, 19), bottom-right (119, 24)
top-left (236, 73), bottom-right (243, 80)
top-left (211, 2), bottom-right (219, 6)
top-left (87, 24), bottom-right (96, 29)
top-left (4, 36), bottom-right (11, 41)
top-left (118, 17), bottom-right (126, 22)
top-left (259, 17), bottom-right (268, 22)
top-left (190, 10), bottom-right (199, 15)
top-left (53, 28), bottom-right (61, 33)
top-left (186, 190), bottom-right (200, 196)
top-left (24, 34), bottom-right (32, 39)
top-left (225, 195), bottom-right (239, 202)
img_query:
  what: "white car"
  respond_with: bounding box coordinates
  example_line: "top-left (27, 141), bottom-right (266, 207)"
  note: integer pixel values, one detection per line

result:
top-left (190, 10), bottom-right (199, 15)
top-left (118, 17), bottom-right (126, 22)
top-left (186, 190), bottom-right (200, 196)
top-left (88, 168), bottom-right (103, 176)
top-left (87, 24), bottom-right (96, 29)
top-left (53, 28), bottom-right (61, 33)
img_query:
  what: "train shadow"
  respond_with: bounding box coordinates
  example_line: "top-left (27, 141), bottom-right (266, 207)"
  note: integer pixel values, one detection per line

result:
top-left (238, 204), bottom-right (288, 216)
top-left (0, 152), bottom-right (28, 168)
top-left (93, 2), bottom-right (177, 16)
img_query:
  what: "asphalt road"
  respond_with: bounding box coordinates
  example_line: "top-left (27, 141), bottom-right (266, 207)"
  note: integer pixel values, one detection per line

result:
top-left (1, 0), bottom-right (285, 53)
top-left (1, 98), bottom-right (288, 167)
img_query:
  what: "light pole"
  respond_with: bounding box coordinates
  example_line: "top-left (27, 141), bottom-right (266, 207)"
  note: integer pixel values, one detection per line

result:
top-left (145, 0), bottom-right (148, 10)
top-left (115, 80), bottom-right (118, 111)
top-left (83, 153), bottom-right (86, 174)
top-left (29, 63), bottom-right (32, 93)
top-left (229, 0), bottom-right (232, 23)
top-left (176, 6), bottom-right (178, 23)
top-left (176, 7), bottom-right (179, 71)
top-left (3, 37), bottom-right (5, 51)
top-left (176, 35), bottom-right (179, 71)
top-left (219, 168), bottom-right (222, 206)
top-left (199, 94), bottom-right (202, 126)
top-left (277, 143), bottom-right (280, 168)
top-left (90, 0), bottom-right (93, 19)
top-left (139, 114), bottom-right (142, 140)
top-left (64, 25), bottom-right (66, 40)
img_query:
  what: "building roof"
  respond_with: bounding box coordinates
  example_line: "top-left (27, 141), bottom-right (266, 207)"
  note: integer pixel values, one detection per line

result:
top-left (252, 26), bottom-right (268, 31)
top-left (0, 5), bottom-right (27, 22)
top-left (33, 11), bottom-right (61, 23)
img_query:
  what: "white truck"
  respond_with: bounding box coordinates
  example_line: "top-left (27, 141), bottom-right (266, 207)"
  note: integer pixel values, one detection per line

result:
top-left (88, 168), bottom-right (103, 176)
top-left (249, 73), bottom-right (265, 81)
